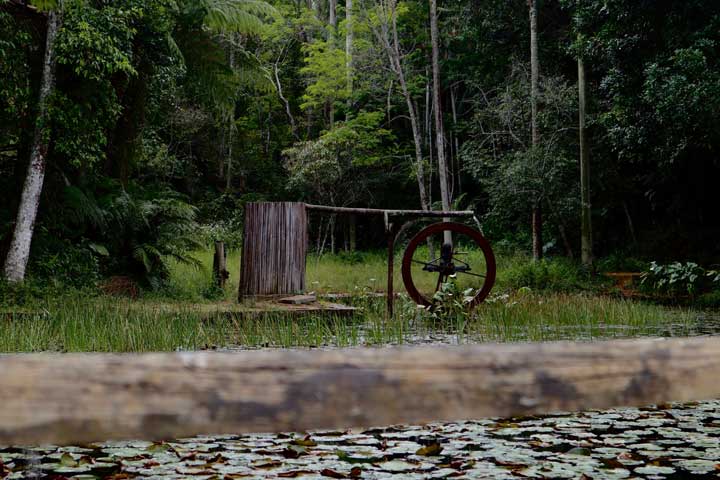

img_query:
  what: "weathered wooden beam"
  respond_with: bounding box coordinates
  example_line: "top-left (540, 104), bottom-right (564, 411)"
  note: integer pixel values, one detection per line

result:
top-left (305, 203), bottom-right (474, 218)
top-left (1, 336), bottom-right (720, 445)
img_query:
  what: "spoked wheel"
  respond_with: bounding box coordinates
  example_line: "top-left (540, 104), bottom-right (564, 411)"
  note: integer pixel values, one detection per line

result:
top-left (401, 222), bottom-right (496, 308)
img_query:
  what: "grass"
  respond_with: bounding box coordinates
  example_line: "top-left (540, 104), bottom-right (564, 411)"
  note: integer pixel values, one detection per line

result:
top-left (0, 290), bottom-right (700, 353)
top-left (163, 247), bottom-right (599, 301)
top-left (0, 248), bottom-right (705, 353)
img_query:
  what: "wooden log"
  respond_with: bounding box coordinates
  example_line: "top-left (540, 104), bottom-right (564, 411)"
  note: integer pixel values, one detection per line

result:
top-left (239, 202), bottom-right (307, 298)
top-left (304, 203), bottom-right (474, 218)
top-left (2, 336), bottom-right (720, 445)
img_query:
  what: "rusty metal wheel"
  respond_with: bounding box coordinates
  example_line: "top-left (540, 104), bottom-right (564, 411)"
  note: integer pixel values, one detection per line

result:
top-left (401, 222), bottom-right (496, 308)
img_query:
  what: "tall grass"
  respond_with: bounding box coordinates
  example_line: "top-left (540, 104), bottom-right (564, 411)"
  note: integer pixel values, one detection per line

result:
top-left (0, 248), bottom-right (703, 353)
top-left (0, 292), bottom-right (700, 353)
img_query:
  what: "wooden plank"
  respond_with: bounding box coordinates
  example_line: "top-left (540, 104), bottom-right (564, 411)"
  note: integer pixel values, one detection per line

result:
top-left (2, 336), bottom-right (720, 445)
top-left (278, 294), bottom-right (317, 305)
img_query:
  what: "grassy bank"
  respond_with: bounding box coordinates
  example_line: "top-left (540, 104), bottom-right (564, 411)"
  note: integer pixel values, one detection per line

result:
top-left (163, 248), bottom-right (598, 301)
top-left (0, 292), bottom-right (698, 352)
top-left (0, 248), bottom-right (705, 353)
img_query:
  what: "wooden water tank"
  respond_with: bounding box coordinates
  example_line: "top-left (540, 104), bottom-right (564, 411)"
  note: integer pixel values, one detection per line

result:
top-left (238, 202), bottom-right (307, 298)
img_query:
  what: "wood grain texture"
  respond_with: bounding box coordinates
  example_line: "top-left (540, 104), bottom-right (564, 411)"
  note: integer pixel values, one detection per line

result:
top-left (304, 204), bottom-right (474, 218)
top-left (1, 336), bottom-right (720, 445)
top-left (239, 202), bottom-right (307, 297)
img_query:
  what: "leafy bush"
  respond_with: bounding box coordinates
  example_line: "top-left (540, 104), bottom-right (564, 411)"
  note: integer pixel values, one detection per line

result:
top-left (503, 258), bottom-right (592, 292)
top-left (696, 291), bottom-right (720, 309)
top-left (596, 253), bottom-right (648, 273)
top-left (428, 278), bottom-right (476, 321)
top-left (62, 181), bottom-right (203, 289)
top-left (27, 237), bottom-right (101, 289)
top-left (640, 261), bottom-right (718, 296)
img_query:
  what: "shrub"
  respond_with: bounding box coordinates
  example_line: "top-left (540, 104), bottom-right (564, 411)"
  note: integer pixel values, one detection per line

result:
top-left (503, 257), bottom-right (591, 292)
top-left (696, 290), bottom-right (720, 309)
top-left (428, 277), bottom-right (475, 321)
top-left (640, 261), bottom-right (717, 296)
top-left (27, 236), bottom-right (101, 289)
top-left (596, 253), bottom-right (647, 273)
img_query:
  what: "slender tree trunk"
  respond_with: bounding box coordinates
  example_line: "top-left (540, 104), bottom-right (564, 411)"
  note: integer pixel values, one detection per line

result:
top-left (225, 42), bottom-right (236, 192)
top-left (578, 51), bottom-right (593, 267)
top-left (225, 124), bottom-right (234, 191)
top-left (373, 0), bottom-right (434, 259)
top-left (450, 85), bottom-right (461, 196)
top-left (430, 0), bottom-right (452, 244)
top-left (377, 1), bottom-right (430, 215)
top-left (3, 8), bottom-right (61, 283)
top-left (326, 0), bottom-right (337, 127)
top-left (546, 200), bottom-right (574, 259)
top-left (349, 214), bottom-right (356, 252)
top-left (218, 126), bottom-right (226, 179)
top-left (329, 0), bottom-right (337, 31)
top-left (345, 0), bottom-right (353, 113)
top-left (532, 207), bottom-right (542, 260)
top-left (274, 59), bottom-right (298, 140)
top-left (330, 214), bottom-right (336, 254)
top-left (623, 201), bottom-right (637, 245)
top-left (528, 0), bottom-right (542, 261)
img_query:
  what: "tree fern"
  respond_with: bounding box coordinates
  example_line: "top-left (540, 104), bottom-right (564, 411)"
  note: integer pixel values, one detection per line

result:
top-left (197, 0), bottom-right (276, 34)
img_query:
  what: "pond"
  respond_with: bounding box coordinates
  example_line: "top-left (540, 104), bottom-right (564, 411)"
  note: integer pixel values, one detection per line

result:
top-left (4, 400), bottom-right (720, 479)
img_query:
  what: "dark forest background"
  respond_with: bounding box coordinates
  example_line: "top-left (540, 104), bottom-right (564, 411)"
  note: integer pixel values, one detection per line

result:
top-left (2, 0), bottom-right (719, 289)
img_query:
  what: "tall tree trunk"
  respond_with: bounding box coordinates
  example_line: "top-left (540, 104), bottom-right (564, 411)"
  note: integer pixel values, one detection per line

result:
top-left (375, 1), bottom-right (430, 215)
top-left (429, 0), bottom-right (452, 244)
top-left (345, 0), bottom-right (353, 113)
top-left (330, 214), bottom-right (336, 254)
top-left (3, 7), bottom-right (61, 283)
top-left (373, 0), bottom-right (434, 259)
top-left (623, 201), bottom-right (637, 245)
top-left (450, 84), bottom-right (461, 197)
top-left (225, 42), bottom-right (236, 192)
top-left (218, 125), bottom-right (226, 179)
top-left (348, 214), bottom-right (356, 252)
top-left (528, 0), bottom-right (542, 261)
top-left (578, 50), bottom-right (593, 267)
top-left (225, 120), bottom-right (234, 191)
top-left (311, 0), bottom-right (320, 18)
top-left (532, 207), bottom-right (542, 261)
top-left (329, 0), bottom-right (337, 31)
top-left (273, 55), bottom-right (298, 140)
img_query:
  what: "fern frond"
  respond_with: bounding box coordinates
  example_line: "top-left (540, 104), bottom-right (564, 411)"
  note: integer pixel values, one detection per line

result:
top-left (199, 0), bottom-right (276, 34)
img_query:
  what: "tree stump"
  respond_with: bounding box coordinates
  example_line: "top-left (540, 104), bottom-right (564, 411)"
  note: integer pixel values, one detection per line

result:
top-left (239, 202), bottom-right (307, 299)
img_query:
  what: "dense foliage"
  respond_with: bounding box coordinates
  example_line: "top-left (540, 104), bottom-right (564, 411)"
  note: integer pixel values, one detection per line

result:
top-left (1, 0), bottom-right (719, 289)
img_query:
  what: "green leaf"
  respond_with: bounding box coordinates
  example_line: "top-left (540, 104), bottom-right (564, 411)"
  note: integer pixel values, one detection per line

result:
top-left (88, 243), bottom-right (109, 257)
top-left (30, 0), bottom-right (58, 11)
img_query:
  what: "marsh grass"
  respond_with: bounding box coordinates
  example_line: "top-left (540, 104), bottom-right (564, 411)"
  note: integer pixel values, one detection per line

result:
top-left (0, 248), bottom-right (702, 353)
top-left (0, 290), bottom-right (700, 352)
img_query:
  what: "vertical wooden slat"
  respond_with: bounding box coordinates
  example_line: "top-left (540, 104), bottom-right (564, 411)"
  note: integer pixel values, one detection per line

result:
top-left (239, 202), bottom-right (307, 298)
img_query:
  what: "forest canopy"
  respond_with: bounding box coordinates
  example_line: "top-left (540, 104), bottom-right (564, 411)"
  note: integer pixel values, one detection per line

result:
top-left (1, 0), bottom-right (719, 288)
